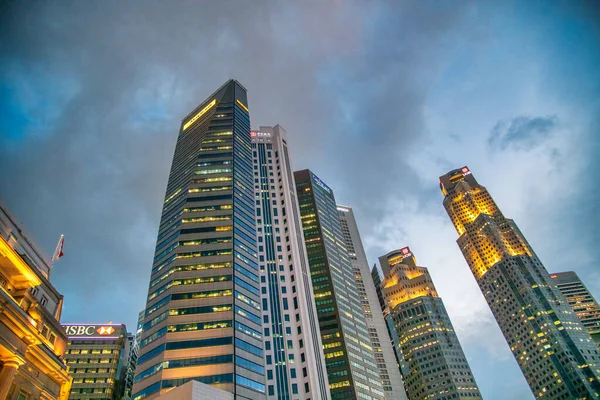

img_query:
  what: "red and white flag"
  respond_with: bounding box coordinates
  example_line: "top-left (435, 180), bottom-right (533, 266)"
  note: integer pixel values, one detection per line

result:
top-left (52, 235), bottom-right (64, 263)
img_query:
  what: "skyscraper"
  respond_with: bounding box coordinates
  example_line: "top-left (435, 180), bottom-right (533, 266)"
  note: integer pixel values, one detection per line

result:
top-left (337, 206), bottom-right (407, 400)
top-left (294, 170), bottom-right (385, 400)
top-left (379, 247), bottom-right (482, 400)
top-left (132, 80), bottom-right (265, 400)
top-left (440, 166), bottom-right (600, 398)
top-left (370, 266), bottom-right (404, 373)
top-left (550, 271), bottom-right (600, 347)
top-left (251, 126), bottom-right (330, 399)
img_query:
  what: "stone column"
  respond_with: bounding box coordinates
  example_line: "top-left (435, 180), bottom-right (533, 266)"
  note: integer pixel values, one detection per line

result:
top-left (0, 358), bottom-right (21, 400)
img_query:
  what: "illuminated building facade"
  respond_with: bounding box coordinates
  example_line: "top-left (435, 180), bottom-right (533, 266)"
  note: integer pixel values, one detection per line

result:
top-left (62, 323), bottom-right (129, 399)
top-left (337, 206), bottom-right (407, 400)
top-left (251, 126), bottom-right (330, 400)
top-left (294, 170), bottom-right (385, 400)
top-left (379, 248), bottom-right (482, 400)
top-left (440, 166), bottom-right (600, 399)
top-left (0, 203), bottom-right (72, 400)
top-left (132, 80), bottom-right (265, 399)
top-left (550, 271), bottom-right (600, 347)
top-left (370, 266), bottom-right (403, 381)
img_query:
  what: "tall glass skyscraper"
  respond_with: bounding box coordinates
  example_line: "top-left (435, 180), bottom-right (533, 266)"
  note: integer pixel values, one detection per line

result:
top-left (294, 170), bottom-right (385, 400)
top-left (379, 248), bottom-right (482, 400)
top-left (440, 166), bottom-right (600, 399)
top-left (132, 80), bottom-right (265, 400)
top-left (337, 206), bottom-right (407, 400)
top-left (251, 126), bottom-right (330, 399)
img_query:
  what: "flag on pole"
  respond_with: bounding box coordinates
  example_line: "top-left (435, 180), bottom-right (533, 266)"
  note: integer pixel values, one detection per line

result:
top-left (52, 235), bottom-right (64, 263)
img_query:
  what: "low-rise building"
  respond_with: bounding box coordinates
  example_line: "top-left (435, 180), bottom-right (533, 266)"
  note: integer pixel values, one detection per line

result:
top-left (0, 202), bottom-right (72, 399)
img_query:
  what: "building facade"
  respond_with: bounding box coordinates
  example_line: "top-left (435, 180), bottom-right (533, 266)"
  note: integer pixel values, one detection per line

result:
top-left (379, 248), bottom-right (482, 400)
top-left (294, 170), bottom-right (385, 400)
top-left (440, 166), bottom-right (600, 398)
top-left (62, 323), bottom-right (129, 399)
top-left (124, 333), bottom-right (138, 399)
top-left (251, 126), bottom-right (330, 399)
top-left (370, 266), bottom-right (404, 374)
top-left (0, 203), bottom-right (72, 400)
top-left (550, 271), bottom-right (600, 347)
top-left (337, 206), bottom-right (407, 400)
top-left (132, 80), bottom-right (265, 399)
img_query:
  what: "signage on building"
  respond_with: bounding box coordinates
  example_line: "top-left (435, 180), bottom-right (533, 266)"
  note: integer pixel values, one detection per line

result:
top-left (461, 166), bottom-right (472, 176)
top-left (311, 174), bottom-right (331, 194)
top-left (401, 247), bottom-right (413, 259)
top-left (63, 324), bottom-right (120, 338)
top-left (250, 131), bottom-right (271, 138)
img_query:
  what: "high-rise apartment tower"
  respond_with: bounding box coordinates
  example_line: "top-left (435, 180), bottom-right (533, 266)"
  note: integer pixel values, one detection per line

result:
top-left (379, 247), bottom-right (482, 400)
top-left (132, 80), bottom-right (265, 399)
top-left (440, 166), bottom-right (600, 398)
top-left (337, 206), bottom-right (407, 400)
top-left (550, 271), bottom-right (600, 347)
top-left (251, 126), bottom-right (330, 399)
top-left (294, 170), bottom-right (385, 400)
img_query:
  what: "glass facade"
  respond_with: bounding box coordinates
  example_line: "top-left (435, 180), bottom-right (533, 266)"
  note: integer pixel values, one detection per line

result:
top-left (337, 206), bottom-right (407, 400)
top-left (132, 80), bottom-right (264, 400)
top-left (294, 170), bottom-right (385, 400)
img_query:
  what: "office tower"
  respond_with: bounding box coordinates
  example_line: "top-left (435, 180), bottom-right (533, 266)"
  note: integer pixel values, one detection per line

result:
top-left (440, 166), bottom-right (600, 398)
top-left (0, 203), bottom-right (72, 400)
top-left (294, 170), bottom-right (385, 400)
top-left (251, 126), bottom-right (330, 399)
top-left (337, 206), bottom-right (407, 400)
top-left (62, 323), bottom-right (129, 399)
top-left (379, 247), bottom-right (482, 400)
top-left (125, 332), bottom-right (138, 399)
top-left (551, 271), bottom-right (600, 347)
top-left (370, 266), bottom-right (403, 378)
top-left (133, 80), bottom-right (265, 400)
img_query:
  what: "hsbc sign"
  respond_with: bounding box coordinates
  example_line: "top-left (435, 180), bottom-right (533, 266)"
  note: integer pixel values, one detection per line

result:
top-left (63, 324), bottom-right (119, 338)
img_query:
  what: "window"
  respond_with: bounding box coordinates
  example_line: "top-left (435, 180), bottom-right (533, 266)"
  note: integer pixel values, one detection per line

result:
top-left (17, 390), bottom-right (30, 400)
top-left (40, 296), bottom-right (48, 307)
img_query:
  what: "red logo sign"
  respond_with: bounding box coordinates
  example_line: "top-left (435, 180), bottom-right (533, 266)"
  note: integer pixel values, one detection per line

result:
top-left (401, 247), bottom-right (409, 255)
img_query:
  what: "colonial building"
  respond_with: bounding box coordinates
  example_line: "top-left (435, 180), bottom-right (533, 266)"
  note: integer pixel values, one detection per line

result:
top-left (0, 203), bottom-right (72, 399)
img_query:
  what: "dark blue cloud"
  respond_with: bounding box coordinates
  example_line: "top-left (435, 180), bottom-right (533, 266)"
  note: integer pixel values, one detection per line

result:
top-left (488, 115), bottom-right (559, 151)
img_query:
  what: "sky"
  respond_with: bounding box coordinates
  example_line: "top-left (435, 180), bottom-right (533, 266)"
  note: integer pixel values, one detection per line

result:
top-left (1, 1), bottom-right (599, 399)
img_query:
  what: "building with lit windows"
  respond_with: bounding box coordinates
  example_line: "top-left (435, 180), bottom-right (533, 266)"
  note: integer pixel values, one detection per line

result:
top-left (337, 206), bottom-right (407, 400)
top-left (294, 170), bottom-right (385, 400)
top-left (379, 248), bottom-right (482, 400)
top-left (550, 271), bottom-right (600, 347)
top-left (124, 332), bottom-right (138, 399)
top-left (132, 80), bottom-right (265, 399)
top-left (251, 126), bottom-right (330, 399)
top-left (370, 266), bottom-right (404, 373)
top-left (0, 203), bottom-right (72, 400)
top-left (440, 166), bottom-right (600, 399)
top-left (62, 323), bottom-right (129, 399)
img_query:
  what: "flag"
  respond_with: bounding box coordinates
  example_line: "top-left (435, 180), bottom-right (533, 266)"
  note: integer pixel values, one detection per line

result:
top-left (52, 234), bottom-right (64, 263)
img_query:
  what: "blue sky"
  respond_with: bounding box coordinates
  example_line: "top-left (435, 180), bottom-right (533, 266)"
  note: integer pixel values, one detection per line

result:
top-left (1, 2), bottom-right (599, 399)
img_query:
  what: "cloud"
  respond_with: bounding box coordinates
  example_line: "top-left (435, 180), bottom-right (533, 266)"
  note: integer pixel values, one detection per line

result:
top-left (488, 115), bottom-right (559, 151)
top-left (1, 2), bottom-right (599, 399)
